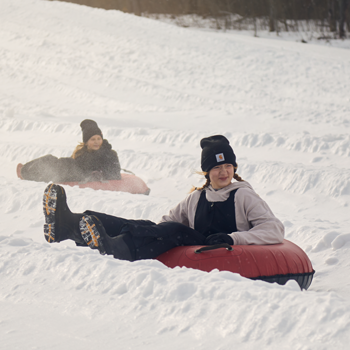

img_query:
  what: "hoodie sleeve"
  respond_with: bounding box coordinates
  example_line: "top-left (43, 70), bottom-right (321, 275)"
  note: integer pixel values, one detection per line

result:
top-left (159, 191), bottom-right (202, 227)
top-left (159, 197), bottom-right (190, 227)
top-left (230, 188), bottom-right (285, 245)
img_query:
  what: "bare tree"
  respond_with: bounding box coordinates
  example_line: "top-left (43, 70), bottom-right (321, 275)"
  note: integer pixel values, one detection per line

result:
top-left (339, 0), bottom-right (349, 37)
top-left (49, 0), bottom-right (349, 37)
top-left (269, 0), bottom-right (276, 32)
top-left (131, 0), bottom-right (141, 16)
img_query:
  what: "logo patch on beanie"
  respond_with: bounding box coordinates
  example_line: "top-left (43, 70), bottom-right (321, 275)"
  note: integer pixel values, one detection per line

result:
top-left (216, 153), bottom-right (225, 162)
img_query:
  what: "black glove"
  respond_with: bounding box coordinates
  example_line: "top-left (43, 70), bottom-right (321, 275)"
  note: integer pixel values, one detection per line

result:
top-left (205, 233), bottom-right (234, 246)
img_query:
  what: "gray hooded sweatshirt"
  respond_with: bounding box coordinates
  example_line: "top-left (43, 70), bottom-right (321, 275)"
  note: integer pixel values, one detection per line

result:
top-left (159, 181), bottom-right (285, 245)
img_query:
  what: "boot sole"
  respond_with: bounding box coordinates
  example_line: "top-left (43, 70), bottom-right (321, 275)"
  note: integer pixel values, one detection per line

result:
top-left (79, 215), bottom-right (106, 255)
top-left (43, 184), bottom-right (64, 243)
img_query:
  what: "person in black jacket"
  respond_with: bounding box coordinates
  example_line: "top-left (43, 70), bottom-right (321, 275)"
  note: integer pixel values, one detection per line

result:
top-left (71, 119), bottom-right (121, 181)
top-left (17, 120), bottom-right (121, 183)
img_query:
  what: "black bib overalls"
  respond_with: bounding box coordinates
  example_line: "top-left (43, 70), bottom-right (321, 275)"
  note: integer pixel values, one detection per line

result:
top-left (86, 189), bottom-right (238, 261)
top-left (194, 189), bottom-right (238, 237)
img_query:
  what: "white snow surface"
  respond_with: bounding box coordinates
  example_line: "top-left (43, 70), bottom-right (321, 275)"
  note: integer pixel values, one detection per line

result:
top-left (1, 0), bottom-right (350, 349)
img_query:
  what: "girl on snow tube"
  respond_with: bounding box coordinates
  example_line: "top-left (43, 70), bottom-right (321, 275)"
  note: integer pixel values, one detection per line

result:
top-left (18, 119), bottom-right (121, 183)
top-left (42, 135), bottom-right (284, 260)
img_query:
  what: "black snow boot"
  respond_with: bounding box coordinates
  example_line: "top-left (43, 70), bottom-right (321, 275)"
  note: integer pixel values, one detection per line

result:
top-left (105, 233), bottom-right (135, 261)
top-left (79, 215), bottom-right (107, 255)
top-left (43, 184), bottom-right (85, 245)
top-left (79, 215), bottom-right (135, 261)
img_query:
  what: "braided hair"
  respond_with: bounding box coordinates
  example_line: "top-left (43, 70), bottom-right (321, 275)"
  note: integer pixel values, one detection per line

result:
top-left (189, 166), bottom-right (244, 193)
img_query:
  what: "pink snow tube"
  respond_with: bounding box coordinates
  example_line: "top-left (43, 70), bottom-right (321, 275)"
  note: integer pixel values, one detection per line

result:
top-left (61, 173), bottom-right (150, 195)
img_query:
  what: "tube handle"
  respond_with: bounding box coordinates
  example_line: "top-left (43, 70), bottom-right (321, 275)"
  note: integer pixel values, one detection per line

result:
top-left (195, 243), bottom-right (233, 254)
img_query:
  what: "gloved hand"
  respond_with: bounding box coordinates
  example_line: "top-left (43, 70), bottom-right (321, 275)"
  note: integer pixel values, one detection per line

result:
top-left (205, 233), bottom-right (234, 246)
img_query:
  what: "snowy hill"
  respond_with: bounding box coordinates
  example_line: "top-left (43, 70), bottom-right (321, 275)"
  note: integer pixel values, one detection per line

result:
top-left (1, 0), bottom-right (350, 349)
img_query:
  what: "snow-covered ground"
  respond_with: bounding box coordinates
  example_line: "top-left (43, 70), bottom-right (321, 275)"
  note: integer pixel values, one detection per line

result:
top-left (1, 0), bottom-right (350, 349)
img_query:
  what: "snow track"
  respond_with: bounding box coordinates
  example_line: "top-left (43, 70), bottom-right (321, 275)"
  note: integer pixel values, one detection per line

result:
top-left (1, 236), bottom-right (349, 350)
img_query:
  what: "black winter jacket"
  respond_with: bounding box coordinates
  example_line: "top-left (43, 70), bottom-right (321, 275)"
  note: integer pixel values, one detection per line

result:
top-left (75, 140), bottom-right (121, 181)
top-left (20, 139), bottom-right (121, 183)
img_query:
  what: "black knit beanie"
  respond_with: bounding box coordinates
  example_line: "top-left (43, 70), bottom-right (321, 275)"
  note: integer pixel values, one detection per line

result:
top-left (200, 135), bottom-right (237, 172)
top-left (80, 119), bottom-right (103, 143)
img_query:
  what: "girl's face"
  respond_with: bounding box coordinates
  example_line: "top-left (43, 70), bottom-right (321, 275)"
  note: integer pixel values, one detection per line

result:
top-left (209, 163), bottom-right (234, 190)
top-left (86, 135), bottom-right (103, 151)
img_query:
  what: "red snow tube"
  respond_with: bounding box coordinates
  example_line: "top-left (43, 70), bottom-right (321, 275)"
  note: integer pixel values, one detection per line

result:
top-left (61, 173), bottom-right (150, 195)
top-left (156, 239), bottom-right (314, 290)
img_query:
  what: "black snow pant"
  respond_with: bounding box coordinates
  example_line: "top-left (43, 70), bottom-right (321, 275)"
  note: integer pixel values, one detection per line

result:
top-left (21, 154), bottom-right (83, 182)
top-left (84, 210), bottom-right (206, 261)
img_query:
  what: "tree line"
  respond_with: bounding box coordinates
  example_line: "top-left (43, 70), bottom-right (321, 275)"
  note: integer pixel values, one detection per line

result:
top-left (53, 0), bottom-right (349, 38)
